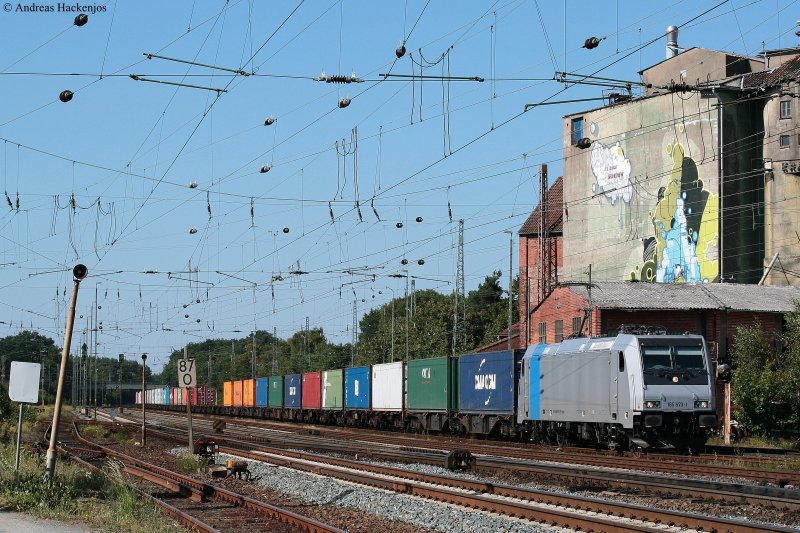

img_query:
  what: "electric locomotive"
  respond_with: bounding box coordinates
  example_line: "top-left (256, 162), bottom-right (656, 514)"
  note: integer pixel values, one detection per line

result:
top-left (517, 333), bottom-right (717, 451)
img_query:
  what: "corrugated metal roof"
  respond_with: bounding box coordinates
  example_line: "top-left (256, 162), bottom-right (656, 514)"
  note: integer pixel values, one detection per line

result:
top-left (519, 176), bottom-right (563, 236)
top-left (566, 282), bottom-right (800, 313)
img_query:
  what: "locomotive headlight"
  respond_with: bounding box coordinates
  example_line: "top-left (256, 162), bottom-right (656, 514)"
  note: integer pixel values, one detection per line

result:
top-left (694, 400), bottom-right (709, 409)
top-left (645, 400), bottom-right (660, 409)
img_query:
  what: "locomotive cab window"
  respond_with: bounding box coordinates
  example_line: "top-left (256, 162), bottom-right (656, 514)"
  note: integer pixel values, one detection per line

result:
top-left (674, 345), bottom-right (705, 370)
top-left (641, 346), bottom-right (671, 370)
top-left (639, 342), bottom-right (709, 385)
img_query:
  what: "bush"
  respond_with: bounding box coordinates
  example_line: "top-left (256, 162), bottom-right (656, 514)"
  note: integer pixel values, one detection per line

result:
top-left (731, 303), bottom-right (800, 436)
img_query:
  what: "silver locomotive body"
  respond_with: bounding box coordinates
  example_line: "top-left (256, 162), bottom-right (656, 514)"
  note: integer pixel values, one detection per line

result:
top-left (517, 334), bottom-right (717, 451)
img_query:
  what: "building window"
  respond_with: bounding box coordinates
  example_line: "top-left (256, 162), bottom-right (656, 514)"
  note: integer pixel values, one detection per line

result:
top-left (554, 320), bottom-right (564, 343)
top-left (571, 316), bottom-right (583, 337)
top-left (780, 100), bottom-right (791, 119)
top-left (538, 322), bottom-right (547, 344)
top-left (571, 117), bottom-right (584, 145)
top-left (780, 134), bottom-right (791, 148)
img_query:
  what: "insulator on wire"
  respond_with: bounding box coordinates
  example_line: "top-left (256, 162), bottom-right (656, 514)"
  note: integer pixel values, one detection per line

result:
top-left (583, 36), bottom-right (601, 49)
top-left (576, 138), bottom-right (592, 149)
top-left (260, 164), bottom-right (271, 173)
top-left (338, 97), bottom-right (351, 109)
top-left (396, 222), bottom-right (403, 228)
top-left (396, 42), bottom-right (406, 58)
top-left (195, 298), bottom-right (200, 303)
top-left (74, 14), bottom-right (88, 26)
top-left (196, 319), bottom-right (201, 323)
top-left (417, 259), bottom-right (425, 265)
top-left (185, 314), bottom-right (189, 318)
top-left (264, 117), bottom-right (276, 126)
top-left (189, 228), bottom-right (198, 234)
top-left (189, 182), bottom-right (198, 188)
top-left (59, 90), bottom-right (74, 102)
top-left (401, 258), bottom-right (408, 265)
top-left (415, 216), bottom-right (423, 223)
top-left (282, 227), bottom-right (289, 234)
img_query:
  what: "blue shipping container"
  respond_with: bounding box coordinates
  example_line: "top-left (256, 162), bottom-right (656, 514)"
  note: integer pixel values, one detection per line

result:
top-left (458, 350), bottom-right (523, 414)
top-left (345, 366), bottom-right (370, 410)
top-left (255, 377), bottom-right (269, 406)
top-left (163, 385), bottom-right (171, 405)
top-left (284, 374), bottom-right (302, 408)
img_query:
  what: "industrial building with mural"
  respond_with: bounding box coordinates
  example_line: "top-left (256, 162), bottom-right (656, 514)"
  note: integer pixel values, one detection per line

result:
top-left (499, 27), bottom-right (800, 441)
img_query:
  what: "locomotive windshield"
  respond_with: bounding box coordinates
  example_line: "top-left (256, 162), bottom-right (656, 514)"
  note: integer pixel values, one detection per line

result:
top-left (640, 341), bottom-right (708, 385)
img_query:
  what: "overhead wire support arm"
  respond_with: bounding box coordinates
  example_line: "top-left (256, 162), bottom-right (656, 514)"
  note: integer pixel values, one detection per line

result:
top-left (129, 75), bottom-right (228, 94)
top-left (524, 96), bottom-right (609, 111)
top-left (379, 73), bottom-right (484, 82)
top-left (143, 53), bottom-right (252, 76)
top-left (554, 71), bottom-right (649, 87)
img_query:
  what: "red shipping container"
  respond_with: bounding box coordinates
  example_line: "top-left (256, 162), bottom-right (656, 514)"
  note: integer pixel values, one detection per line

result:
top-left (171, 388), bottom-right (177, 405)
top-left (301, 372), bottom-right (322, 409)
top-left (190, 387), bottom-right (198, 406)
top-left (182, 387), bottom-right (188, 405)
top-left (233, 380), bottom-right (243, 407)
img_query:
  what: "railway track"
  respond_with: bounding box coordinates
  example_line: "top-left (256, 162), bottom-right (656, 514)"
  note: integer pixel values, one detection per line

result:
top-left (147, 405), bottom-right (800, 476)
top-left (60, 416), bottom-right (345, 533)
top-left (140, 408), bottom-right (800, 488)
top-left (142, 419), bottom-right (798, 533)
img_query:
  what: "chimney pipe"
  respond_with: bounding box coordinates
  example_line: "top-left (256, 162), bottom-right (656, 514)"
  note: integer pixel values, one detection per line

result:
top-left (666, 25), bottom-right (679, 59)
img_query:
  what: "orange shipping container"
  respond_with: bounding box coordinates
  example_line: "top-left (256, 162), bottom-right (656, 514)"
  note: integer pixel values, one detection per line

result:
top-left (242, 379), bottom-right (256, 407)
top-left (223, 381), bottom-right (233, 407)
top-left (233, 380), bottom-right (243, 407)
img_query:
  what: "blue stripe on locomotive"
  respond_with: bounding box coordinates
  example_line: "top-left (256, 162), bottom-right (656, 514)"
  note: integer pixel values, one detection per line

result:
top-left (458, 350), bottom-right (522, 414)
top-left (255, 377), bottom-right (269, 406)
top-left (345, 366), bottom-right (370, 410)
top-left (284, 374), bottom-right (302, 408)
top-left (527, 344), bottom-right (547, 421)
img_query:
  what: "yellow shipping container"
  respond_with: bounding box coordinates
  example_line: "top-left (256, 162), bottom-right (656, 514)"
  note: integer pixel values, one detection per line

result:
top-left (243, 378), bottom-right (256, 407)
top-left (223, 381), bottom-right (233, 407)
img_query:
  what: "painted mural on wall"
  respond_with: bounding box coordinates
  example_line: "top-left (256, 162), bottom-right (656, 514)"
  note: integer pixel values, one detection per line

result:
top-left (590, 141), bottom-right (633, 204)
top-left (631, 142), bottom-right (719, 283)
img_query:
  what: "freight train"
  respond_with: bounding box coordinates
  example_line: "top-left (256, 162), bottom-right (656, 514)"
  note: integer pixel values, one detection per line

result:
top-left (137, 333), bottom-right (718, 451)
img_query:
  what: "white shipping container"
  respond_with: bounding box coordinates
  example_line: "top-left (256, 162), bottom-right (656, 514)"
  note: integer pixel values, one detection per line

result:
top-left (371, 362), bottom-right (404, 411)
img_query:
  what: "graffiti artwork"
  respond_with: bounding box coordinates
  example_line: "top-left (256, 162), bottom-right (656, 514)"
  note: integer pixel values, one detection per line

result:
top-left (590, 141), bottom-right (633, 204)
top-left (634, 143), bottom-right (719, 283)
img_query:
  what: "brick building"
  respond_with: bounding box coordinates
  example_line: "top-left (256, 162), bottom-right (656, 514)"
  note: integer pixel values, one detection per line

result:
top-left (518, 175), bottom-right (563, 346)
top-left (528, 281), bottom-right (800, 360)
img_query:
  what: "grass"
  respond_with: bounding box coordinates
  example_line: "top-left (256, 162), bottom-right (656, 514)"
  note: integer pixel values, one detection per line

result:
top-left (80, 423), bottom-right (137, 446)
top-left (175, 452), bottom-right (211, 471)
top-left (0, 408), bottom-right (185, 533)
top-left (707, 434), bottom-right (799, 450)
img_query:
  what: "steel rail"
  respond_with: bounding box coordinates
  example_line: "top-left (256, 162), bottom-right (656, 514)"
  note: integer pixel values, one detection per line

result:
top-left (137, 413), bottom-right (800, 511)
top-left (135, 418), bottom-right (797, 533)
top-left (64, 446), bottom-right (219, 533)
top-left (146, 405), bottom-right (800, 482)
top-left (70, 423), bottom-right (344, 533)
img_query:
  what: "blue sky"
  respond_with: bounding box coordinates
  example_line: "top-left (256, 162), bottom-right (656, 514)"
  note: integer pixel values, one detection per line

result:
top-left (0, 0), bottom-right (796, 369)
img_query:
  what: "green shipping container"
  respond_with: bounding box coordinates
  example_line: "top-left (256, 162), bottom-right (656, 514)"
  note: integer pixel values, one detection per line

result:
top-left (322, 369), bottom-right (344, 409)
top-left (406, 356), bottom-right (457, 411)
top-left (268, 376), bottom-right (283, 407)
